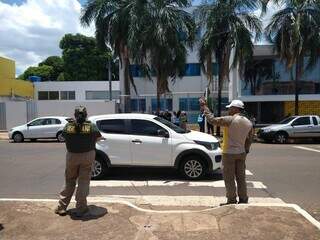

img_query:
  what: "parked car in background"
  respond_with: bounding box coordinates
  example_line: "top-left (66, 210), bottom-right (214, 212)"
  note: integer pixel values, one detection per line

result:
top-left (89, 113), bottom-right (222, 180)
top-left (257, 115), bottom-right (320, 143)
top-left (9, 116), bottom-right (72, 143)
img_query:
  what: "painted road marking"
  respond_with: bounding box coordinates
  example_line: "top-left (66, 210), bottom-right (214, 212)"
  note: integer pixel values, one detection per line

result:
top-left (0, 195), bottom-right (284, 206)
top-left (293, 146), bottom-right (320, 153)
top-left (90, 180), bottom-right (267, 189)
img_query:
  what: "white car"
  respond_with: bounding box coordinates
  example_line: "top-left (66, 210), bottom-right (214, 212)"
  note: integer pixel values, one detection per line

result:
top-left (9, 116), bottom-right (71, 143)
top-left (89, 113), bottom-right (222, 180)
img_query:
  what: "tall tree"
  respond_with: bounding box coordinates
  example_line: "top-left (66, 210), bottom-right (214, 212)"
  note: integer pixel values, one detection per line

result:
top-left (266, 0), bottom-right (320, 115)
top-left (59, 34), bottom-right (111, 81)
top-left (129, 0), bottom-right (196, 112)
top-left (81, 0), bottom-right (138, 112)
top-left (195, 0), bottom-right (263, 135)
top-left (39, 56), bottom-right (63, 81)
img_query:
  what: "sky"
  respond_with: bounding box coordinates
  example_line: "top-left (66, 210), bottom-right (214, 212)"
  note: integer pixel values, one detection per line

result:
top-left (0, 0), bottom-right (277, 76)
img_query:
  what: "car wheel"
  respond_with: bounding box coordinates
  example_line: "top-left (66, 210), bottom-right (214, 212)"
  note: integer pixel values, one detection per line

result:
top-left (275, 132), bottom-right (288, 144)
top-left (91, 157), bottom-right (108, 180)
top-left (180, 155), bottom-right (206, 180)
top-left (56, 132), bottom-right (65, 142)
top-left (13, 132), bottom-right (24, 143)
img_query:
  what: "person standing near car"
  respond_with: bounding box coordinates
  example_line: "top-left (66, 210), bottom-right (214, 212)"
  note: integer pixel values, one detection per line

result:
top-left (199, 97), bottom-right (254, 205)
top-left (55, 106), bottom-right (102, 217)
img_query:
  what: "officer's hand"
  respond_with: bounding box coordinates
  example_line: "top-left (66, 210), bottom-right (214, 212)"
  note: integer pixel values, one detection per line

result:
top-left (199, 97), bottom-right (207, 106)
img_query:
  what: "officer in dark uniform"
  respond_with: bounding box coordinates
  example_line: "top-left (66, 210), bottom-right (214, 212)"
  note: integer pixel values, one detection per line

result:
top-left (55, 106), bottom-right (102, 217)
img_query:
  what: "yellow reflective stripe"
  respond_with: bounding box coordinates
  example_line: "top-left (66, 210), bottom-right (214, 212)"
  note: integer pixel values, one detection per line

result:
top-left (222, 127), bottom-right (229, 154)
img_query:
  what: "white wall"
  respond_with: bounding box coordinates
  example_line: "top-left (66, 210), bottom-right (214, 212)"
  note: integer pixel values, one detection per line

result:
top-left (5, 102), bottom-right (27, 130)
top-left (34, 81), bottom-right (120, 101)
top-left (36, 101), bottom-right (116, 118)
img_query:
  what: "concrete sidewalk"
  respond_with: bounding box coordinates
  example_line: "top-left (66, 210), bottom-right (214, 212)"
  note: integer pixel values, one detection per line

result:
top-left (0, 200), bottom-right (319, 240)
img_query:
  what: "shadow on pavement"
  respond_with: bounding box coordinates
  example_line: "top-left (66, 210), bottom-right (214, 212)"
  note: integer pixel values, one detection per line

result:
top-left (98, 167), bottom-right (223, 181)
top-left (68, 205), bottom-right (108, 221)
top-left (0, 224), bottom-right (3, 231)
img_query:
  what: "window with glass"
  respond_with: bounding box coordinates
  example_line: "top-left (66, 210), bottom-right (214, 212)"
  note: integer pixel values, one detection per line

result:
top-left (28, 119), bottom-right (45, 126)
top-left (183, 63), bottom-right (201, 76)
top-left (312, 117), bottom-right (318, 125)
top-left (131, 99), bottom-right (146, 112)
top-left (292, 117), bottom-right (311, 126)
top-left (130, 120), bottom-right (166, 137)
top-left (151, 99), bottom-right (172, 111)
top-left (86, 91), bottom-right (108, 100)
top-left (179, 98), bottom-right (199, 111)
top-left (96, 119), bottom-right (126, 134)
top-left (38, 91), bottom-right (59, 100)
top-left (60, 91), bottom-right (75, 100)
top-left (241, 57), bottom-right (320, 96)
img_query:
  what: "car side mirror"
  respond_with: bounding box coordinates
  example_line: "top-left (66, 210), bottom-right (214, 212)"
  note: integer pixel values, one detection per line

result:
top-left (27, 123), bottom-right (31, 127)
top-left (157, 129), bottom-right (169, 138)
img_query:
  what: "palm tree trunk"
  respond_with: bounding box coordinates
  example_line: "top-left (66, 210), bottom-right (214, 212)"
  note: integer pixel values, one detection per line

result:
top-left (156, 75), bottom-right (161, 114)
top-left (294, 57), bottom-right (302, 115)
top-left (124, 59), bottom-right (131, 113)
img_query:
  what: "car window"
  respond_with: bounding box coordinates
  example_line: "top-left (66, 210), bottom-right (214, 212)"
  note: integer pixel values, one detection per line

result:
top-left (312, 117), bottom-right (318, 126)
top-left (96, 119), bottom-right (126, 134)
top-left (42, 119), bottom-right (55, 125)
top-left (29, 119), bottom-right (45, 126)
top-left (279, 116), bottom-right (296, 124)
top-left (154, 117), bottom-right (189, 133)
top-left (292, 117), bottom-right (311, 126)
top-left (52, 119), bottom-right (61, 124)
top-left (131, 120), bottom-right (166, 137)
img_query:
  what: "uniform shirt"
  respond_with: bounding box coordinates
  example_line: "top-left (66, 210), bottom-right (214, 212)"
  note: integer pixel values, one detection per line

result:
top-left (203, 106), bottom-right (254, 154)
top-left (63, 121), bottom-right (102, 153)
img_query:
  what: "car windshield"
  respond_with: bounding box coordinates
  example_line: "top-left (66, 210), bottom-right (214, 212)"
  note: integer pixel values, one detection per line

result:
top-left (154, 117), bottom-right (190, 134)
top-left (278, 117), bottom-right (296, 124)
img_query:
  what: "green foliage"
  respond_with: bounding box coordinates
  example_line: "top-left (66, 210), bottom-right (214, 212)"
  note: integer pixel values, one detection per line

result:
top-left (22, 65), bottom-right (54, 82)
top-left (39, 56), bottom-right (63, 81)
top-left (59, 33), bottom-right (111, 81)
top-left (57, 72), bottom-right (65, 81)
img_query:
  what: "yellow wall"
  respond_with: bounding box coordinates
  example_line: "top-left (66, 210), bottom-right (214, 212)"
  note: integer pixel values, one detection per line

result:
top-left (284, 101), bottom-right (320, 116)
top-left (0, 56), bottom-right (34, 99)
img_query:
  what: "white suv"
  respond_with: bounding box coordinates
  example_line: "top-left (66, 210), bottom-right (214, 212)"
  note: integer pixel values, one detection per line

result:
top-left (89, 113), bottom-right (222, 180)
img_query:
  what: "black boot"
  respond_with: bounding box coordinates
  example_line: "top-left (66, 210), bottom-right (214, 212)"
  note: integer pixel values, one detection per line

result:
top-left (220, 199), bottom-right (237, 206)
top-left (238, 198), bottom-right (248, 204)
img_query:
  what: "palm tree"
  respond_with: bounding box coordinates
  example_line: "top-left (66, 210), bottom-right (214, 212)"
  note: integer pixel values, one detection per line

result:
top-left (128, 0), bottom-right (196, 113)
top-left (81, 0), bottom-right (139, 112)
top-left (266, 0), bottom-right (320, 115)
top-left (195, 0), bottom-right (263, 135)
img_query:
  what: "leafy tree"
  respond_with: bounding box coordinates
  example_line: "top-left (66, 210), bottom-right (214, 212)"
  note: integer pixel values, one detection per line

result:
top-left (59, 33), bottom-right (111, 81)
top-left (39, 56), bottom-right (63, 81)
top-left (195, 0), bottom-right (264, 135)
top-left (22, 65), bottom-right (54, 82)
top-left (81, 0), bottom-right (137, 112)
top-left (129, 0), bottom-right (196, 112)
top-left (266, 0), bottom-right (320, 115)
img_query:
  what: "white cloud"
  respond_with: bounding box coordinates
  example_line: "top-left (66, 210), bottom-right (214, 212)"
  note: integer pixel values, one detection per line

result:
top-left (0, 0), bottom-right (95, 75)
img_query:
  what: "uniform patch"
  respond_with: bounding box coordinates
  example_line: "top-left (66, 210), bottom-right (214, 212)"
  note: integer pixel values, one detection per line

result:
top-left (81, 124), bottom-right (91, 134)
top-left (66, 125), bottom-right (76, 133)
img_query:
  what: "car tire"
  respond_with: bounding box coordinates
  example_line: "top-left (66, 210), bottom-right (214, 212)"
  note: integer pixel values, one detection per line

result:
top-left (91, 156), bottom-right (108, 180)
top-left (180, 155), bottom-right (206, 180)
top-left (274, 132), bottom-right (288, 144)
top-left (13, 132), bottom-right (24, 143)
top-left (56, 132), bottom-right (65, 142)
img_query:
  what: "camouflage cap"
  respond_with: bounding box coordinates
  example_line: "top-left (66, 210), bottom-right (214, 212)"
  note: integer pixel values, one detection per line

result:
top-left (74, 106), bottom-right (87, 115)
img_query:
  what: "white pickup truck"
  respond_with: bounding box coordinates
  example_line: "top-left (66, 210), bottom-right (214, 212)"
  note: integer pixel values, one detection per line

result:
top-left (257, 115), bottom-right (320, 143)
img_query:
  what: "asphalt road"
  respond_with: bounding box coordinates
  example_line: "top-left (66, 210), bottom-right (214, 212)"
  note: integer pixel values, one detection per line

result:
top-left (0, 140), bottom-right (319, 220)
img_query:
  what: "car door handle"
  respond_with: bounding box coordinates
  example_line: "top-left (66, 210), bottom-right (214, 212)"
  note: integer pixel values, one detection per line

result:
top-left (132, 139), bottom-right (142, 144)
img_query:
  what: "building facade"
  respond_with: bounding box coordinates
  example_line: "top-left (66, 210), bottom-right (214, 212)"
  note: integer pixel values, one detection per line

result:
top-left (230, 45), bottom-right (320, 123)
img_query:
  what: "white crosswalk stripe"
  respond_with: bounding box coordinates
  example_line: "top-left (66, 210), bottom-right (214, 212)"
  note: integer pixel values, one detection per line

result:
top-left (86, 169), bottom-right (284, 206)
top-left (90, 180), bottom-right (267, 189)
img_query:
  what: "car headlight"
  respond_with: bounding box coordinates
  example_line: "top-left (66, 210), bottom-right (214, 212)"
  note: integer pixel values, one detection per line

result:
top-left (262, 128), bottom-right (272, 133)
top-left (194, 141), bottom-right (219, 150)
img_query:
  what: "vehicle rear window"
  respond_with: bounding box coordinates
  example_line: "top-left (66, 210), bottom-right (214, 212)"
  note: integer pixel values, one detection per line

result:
top-left (312, 117), bottom-right (318, 125)
top-left (96, 119), bottom-right (126, 134)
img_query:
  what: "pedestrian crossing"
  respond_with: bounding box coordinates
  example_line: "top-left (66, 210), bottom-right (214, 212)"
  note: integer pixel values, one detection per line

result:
top-left (88, 169), bottom-right (285, 206)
